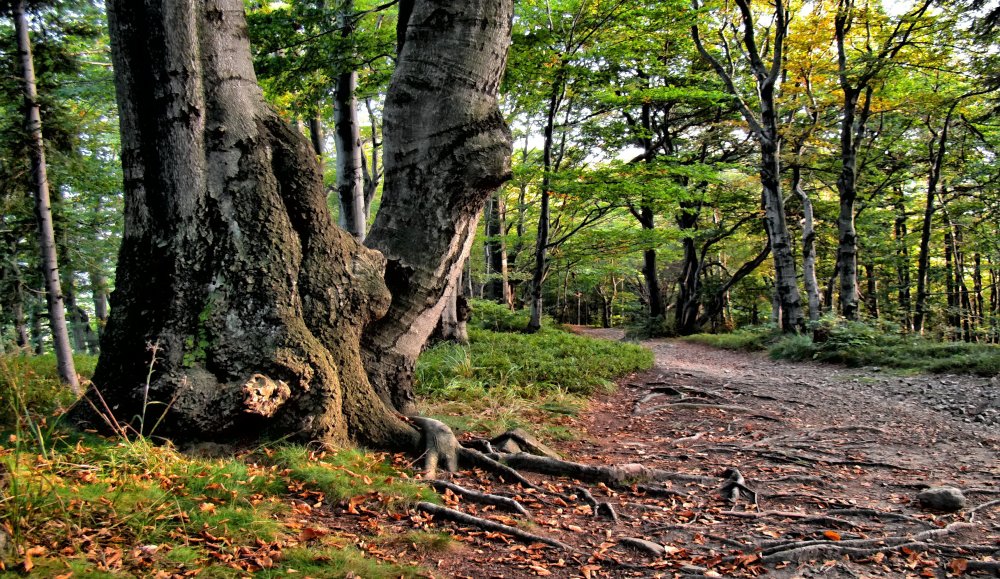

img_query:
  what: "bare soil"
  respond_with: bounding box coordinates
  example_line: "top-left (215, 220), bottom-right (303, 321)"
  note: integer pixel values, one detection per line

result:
top-left (353, 332), bottom-right (1000, 577)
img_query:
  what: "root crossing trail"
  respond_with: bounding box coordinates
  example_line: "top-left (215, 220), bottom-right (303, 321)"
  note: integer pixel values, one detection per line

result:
top-left (561, 332), bottom-right (1000, 577)
top-left (393, 333), bottom-right (999, 577)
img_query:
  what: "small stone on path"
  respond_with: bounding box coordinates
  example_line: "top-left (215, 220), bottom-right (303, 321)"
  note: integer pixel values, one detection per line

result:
top-left (917, 486), bottom-right (966, 512)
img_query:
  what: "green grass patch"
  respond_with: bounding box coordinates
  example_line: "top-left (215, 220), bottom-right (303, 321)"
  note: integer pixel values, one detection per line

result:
top-left (683, 317), bottom-right (1000, 376)
top-left (0, 349), bottom-right (434, 579)
top-left (0, 353), bottom-right (97, 430)
top-left (681, 326), bottom-right (777, 351)
top-left (416, 307), bottom-right (653, 437)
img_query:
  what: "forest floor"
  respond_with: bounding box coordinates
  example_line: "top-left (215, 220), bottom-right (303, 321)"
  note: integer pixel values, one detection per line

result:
top-left (383, 329), bottom-right (1000, 578)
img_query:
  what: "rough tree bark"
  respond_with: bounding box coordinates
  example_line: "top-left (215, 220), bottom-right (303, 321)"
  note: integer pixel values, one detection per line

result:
top-left (360, 0), bottom-right (513, 413)
top-left (14, 0), bottom-right (79, 393)
top-left (833, 0), bottom-right (932, 320)
top-left (74, 0), bottom-right (512, 448)
top-left (692, 0), bottom-right (804, 332)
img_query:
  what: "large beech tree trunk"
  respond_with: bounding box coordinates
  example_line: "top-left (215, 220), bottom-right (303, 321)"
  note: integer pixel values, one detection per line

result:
top-left (75, 0), bottom-right (512, 446)
top-left (15, 0), bottom-right (79, 393)
top-left (359, 0), bottom-right (513, 413)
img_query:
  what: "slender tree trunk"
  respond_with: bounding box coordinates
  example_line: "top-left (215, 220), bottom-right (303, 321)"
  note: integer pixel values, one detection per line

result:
top-left (692, 0), bottom-right (803, 332)
top-left (835, 87), bottom-right (862, 321)
top-left (91, 270), bottom-right (110, 334)
top-left (641, 208), bottom-right (663, 321)
top-left (675, 232), bottom-right (700, 334)
top-left (913, 180), bottom-right (935, 334)
top-left (864, 260), bottom-right (878, 318)
top-left (973, 253), bottom-right (984, 338)
top-left (333, 0), bottom-right (367, 241)
top-left (527, 74), bottom-right (562, 332)
top-left (13, 298), bottom-right (29, 349)
top-left (14, 0), bottom-right (78, 393)
top-left (893, 188), bottom-right (912, 331)
top-left (990, 259), bottom-right (998, 343)
top-left (793, 166), bottom-right (821, 322)
top-left (434, 258), bottom-right (471, 345)
top-left (361, 97), bottom-right (382, 219)
top-left (914, 106), bottom-right (959, 334)
top-left (484, 190), bottom-right (510, 304)
top-left (945, 231), bottom-right (957, 337)
top-left (361, 0), bottom-right (513, 413)
top-left (30, 297), bottom-right (44, 354)
top-left (65, 278), bottom-right (88, 352)
top-left (309, 113), bottom-right (325, 159)
top-left (760, 135), bottom-right (803, 332)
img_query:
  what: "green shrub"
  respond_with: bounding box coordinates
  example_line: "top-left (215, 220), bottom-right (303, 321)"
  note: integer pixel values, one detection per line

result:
top-left (768, 333), bottom-right (814, 360)
top-left (764, 316), bottom-right (1000, 375)
top-left (468, 299), bottom-right (533, 332)
top-left (681, 326), bottom-right (776, 351)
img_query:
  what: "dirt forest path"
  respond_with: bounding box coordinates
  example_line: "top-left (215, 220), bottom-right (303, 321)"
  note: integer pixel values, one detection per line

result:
top-left (426, 331), bottom-right (1000, 578)
top-left (563, 331), bottom-right (1000, 577)
top-left (560, 330), bottom-right (1000, 577)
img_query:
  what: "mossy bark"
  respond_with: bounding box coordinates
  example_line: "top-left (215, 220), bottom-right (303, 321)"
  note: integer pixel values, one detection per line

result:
top-left (73, 0), bottom-right (416, 449)
top-left (74, 0), bottom-right (512, 452)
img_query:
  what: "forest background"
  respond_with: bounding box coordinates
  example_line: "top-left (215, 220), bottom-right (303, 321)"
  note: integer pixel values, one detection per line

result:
top-left (3, 0), bottom-right (1000, 357)
top-left (1, 1), bottom-right (1000, 576)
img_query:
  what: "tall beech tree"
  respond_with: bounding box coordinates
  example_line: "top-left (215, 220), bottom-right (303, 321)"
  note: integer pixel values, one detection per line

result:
top-left (692, 0), bottom-right (804, 332)
top-left (832, 0), bottom-right (933, 320)
top-left (74, 0), bottom-right (513, 449)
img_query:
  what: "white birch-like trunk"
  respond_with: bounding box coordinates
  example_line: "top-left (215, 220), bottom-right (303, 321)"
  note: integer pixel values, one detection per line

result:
top-left (14, 0), bottom-right (79, 394)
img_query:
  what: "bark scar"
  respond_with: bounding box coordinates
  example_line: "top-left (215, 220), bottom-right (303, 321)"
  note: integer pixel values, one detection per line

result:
top-left (242, 373), bottom-right (291, 417)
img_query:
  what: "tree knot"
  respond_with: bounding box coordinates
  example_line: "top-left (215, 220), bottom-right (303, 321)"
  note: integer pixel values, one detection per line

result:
top-left (242, 374), bottom-right (291, 417)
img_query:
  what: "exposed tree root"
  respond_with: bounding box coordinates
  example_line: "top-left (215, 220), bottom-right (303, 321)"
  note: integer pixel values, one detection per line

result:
top-left (758, 474), bottom-right (832, 487)
top-left (428, 479), bottom-right (528, 515)
top-left (963, 560), bottom-right (1000, 574)
top-left (494, 451), bottom-right (716, 485)
top-left (710, 445), bottom-right (914, 470)
top-left (458, 447), bottom-right (543, 491)
top-left (716, 509), bottom-right (814, 520)
top-left (416, 502), bottom-right (570, 550)
top-left (968, 498), bottom-right (1000, 521)
top-left (718, 467), bottom-right (757, 505)
top-left (650, 384), bottom-right (724, 399)
top-left (618, 537), bottom-right (666, 557)
top-left (825, 508), bottom-right (935, 526)
top-left (640, 401), bottom-right (778, 421)
top-left (411, 416), bottom-right (459, 479)
top-left (760, 522), bottom-right (975, 563)
top-left (489, 428), bottom-right (563, 460)
top-left (573, 486), bottom-right (619, 521)
top-left (813, 425), bottom-right (888, 436)
top-left (672, 432), bottom-right (706, 445)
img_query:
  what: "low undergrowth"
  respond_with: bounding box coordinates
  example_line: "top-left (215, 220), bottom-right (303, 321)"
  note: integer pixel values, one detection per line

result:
top-left (0, 355), bottom-right (440, 577)
top-left (680, 326), bottom-right (777, 351)
top-left (416, 301), bottom-right (654, 437)
top-left (684, 317), bottom-right (1000, 376)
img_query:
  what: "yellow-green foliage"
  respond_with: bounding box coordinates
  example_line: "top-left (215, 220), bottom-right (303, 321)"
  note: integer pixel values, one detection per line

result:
top-left (0, 354), bottom-right (97, 430)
